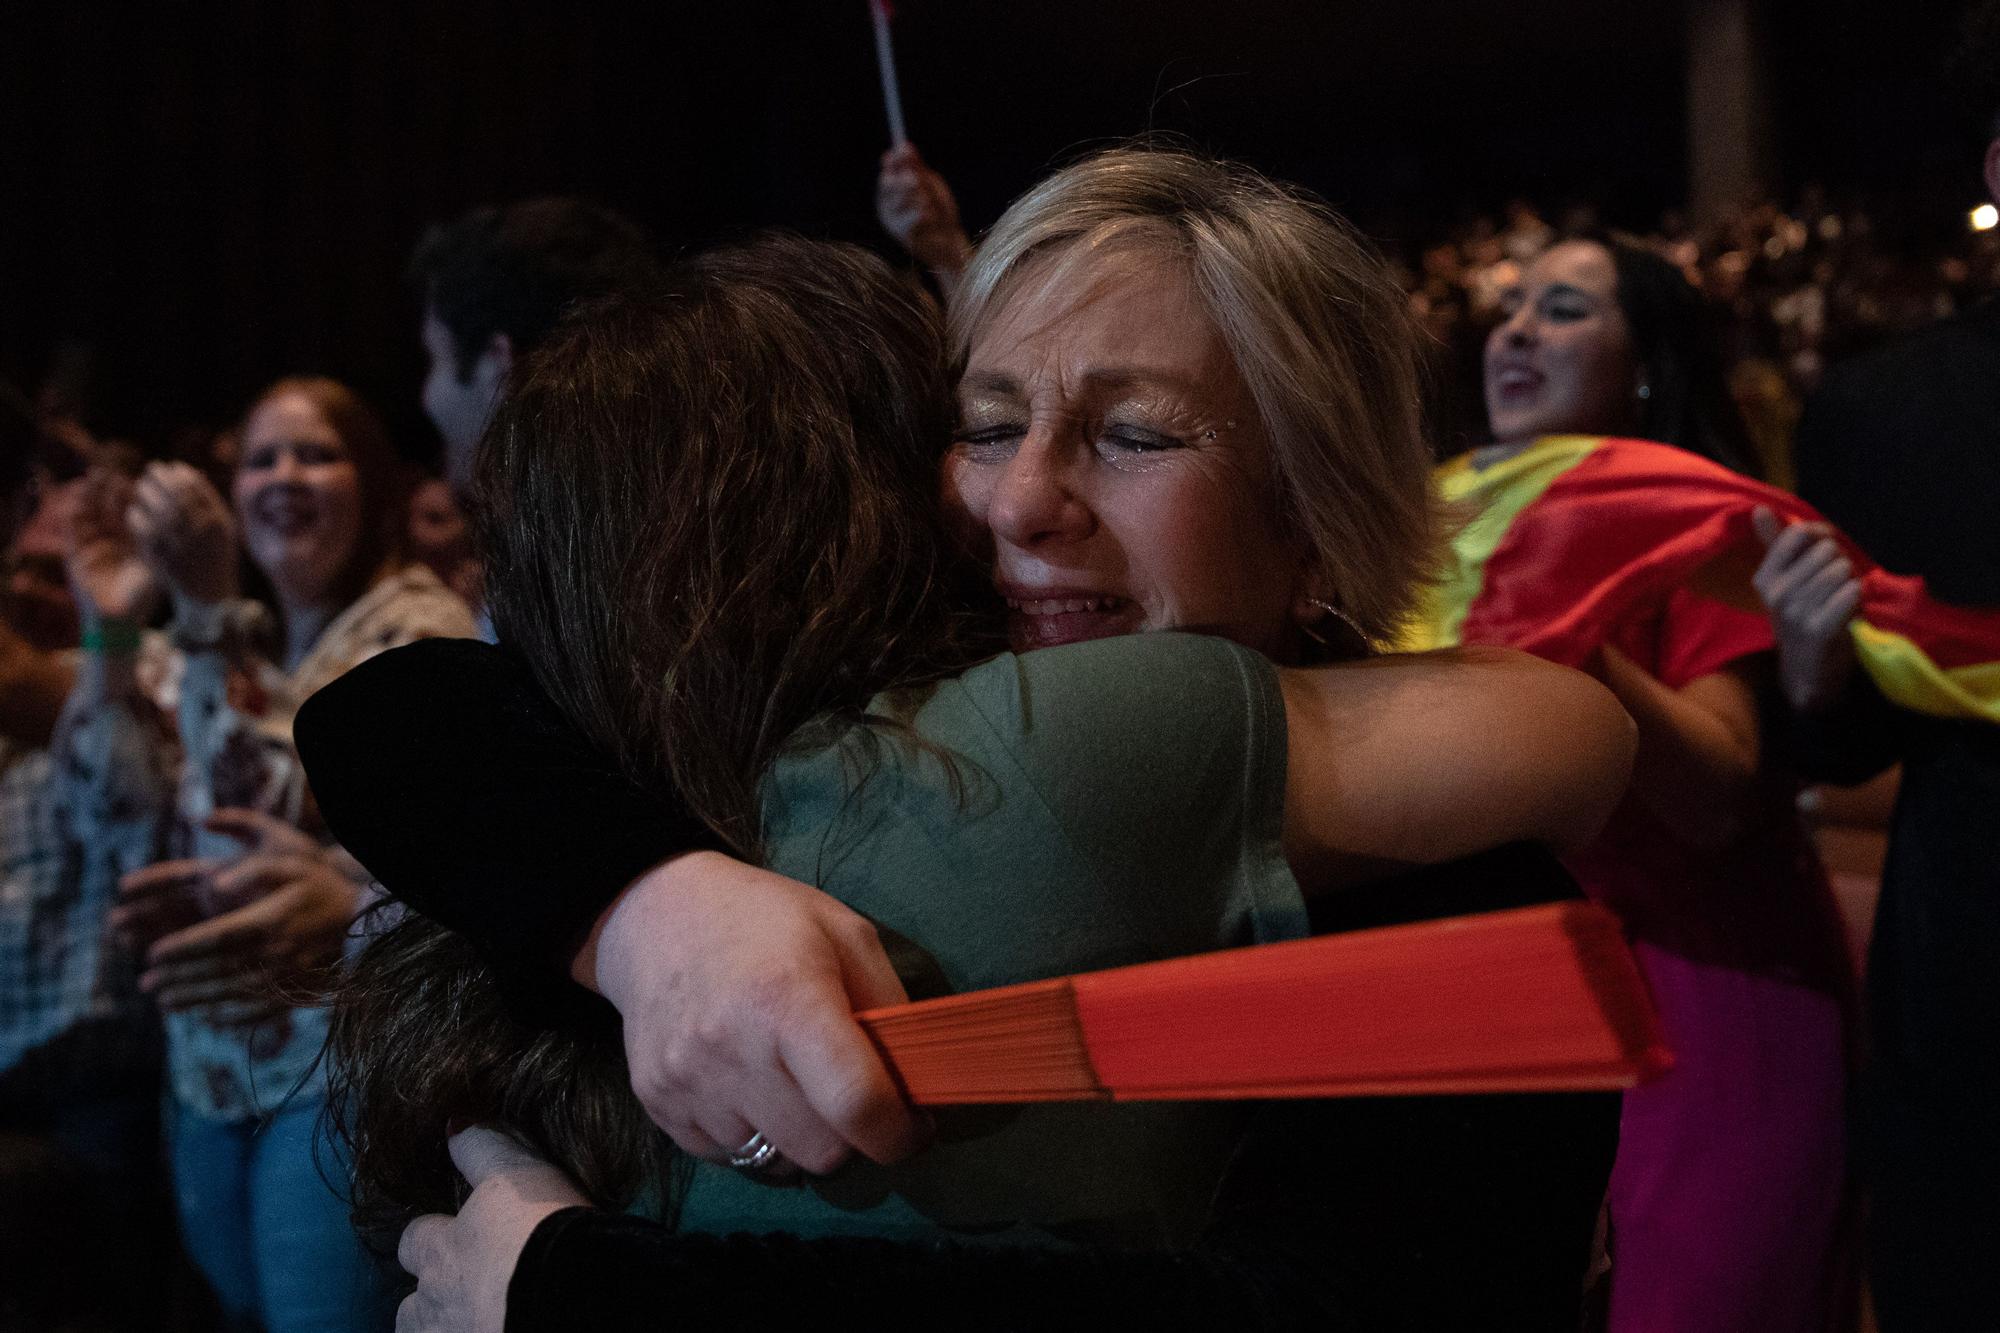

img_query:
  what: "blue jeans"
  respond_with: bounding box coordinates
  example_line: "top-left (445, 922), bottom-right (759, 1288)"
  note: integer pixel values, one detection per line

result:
top-left (170, 1096), bottom-right (398, 1333)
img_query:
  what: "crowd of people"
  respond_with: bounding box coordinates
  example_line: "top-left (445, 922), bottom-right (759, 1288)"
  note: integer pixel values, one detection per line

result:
top-left (3, 10), bottom-right (1998, 1333)
top-left (1404, 191), bottom-right (2000, 474)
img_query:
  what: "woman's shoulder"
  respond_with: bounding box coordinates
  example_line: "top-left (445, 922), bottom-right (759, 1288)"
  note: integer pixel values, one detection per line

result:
top-left (360, 564), bottom-right (481, 638)
top-left (903, 633), bottom-right (1291, 851)
top-left (940, 633), bottom-right (1276, 732)
top-left (795, 633), bottom-right (1286, 824)
top-left (321, 565), bottom-right (479, 659)
top-left (860, 633), bottom-right (1286, 801)
top-left (290, 565), bottom-right (480, 701)
top-left (783, 634), bottom-right (1281, 820)
top-left (768, 633), bottom-right (1305, 1014)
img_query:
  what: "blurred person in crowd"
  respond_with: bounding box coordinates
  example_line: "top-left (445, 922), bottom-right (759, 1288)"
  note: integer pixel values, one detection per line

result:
top-left (1728, 355), bottom-right (1802, 490)
top-left (0, 371), bottom-right (125, 648)
top-left (409, 198), bottom-right (662, 500)
top-left (1458, 218), bottom-right (1520, 319)
top-left (1767, 8), bottom-right (2000, 1326)
top-left (407, 198), bottom-right (661, 631)
top-left (1408, 236), bottom-right (1854, 1333)
top-left (2, 421), bottom-right (79, 747)
top-left (1, 425), bottom-right (181, 1332)
top-left (304, 157), bottom-right (1635, 1331)
top-left (57, 377), bottom-right (476, 1332)
top-left (1398, 176), bottom-right (1999, 439)
top-left (404, 476), bottom-right (478, 607)
top-left (876, 142), bottom-right (974, 291)
top-left (1500, 198), bottom-right (1554, 263)
top-left (167, 422), bottom-right (243, 498)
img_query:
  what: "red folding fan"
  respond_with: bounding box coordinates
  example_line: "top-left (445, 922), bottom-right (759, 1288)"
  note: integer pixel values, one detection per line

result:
top-left (857, 901), bottom-right (1671, 1104)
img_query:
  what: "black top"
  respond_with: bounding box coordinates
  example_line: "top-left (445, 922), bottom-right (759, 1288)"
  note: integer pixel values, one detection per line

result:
top-left (512, 1076), bottom-right (1611, 1331)
top-left (297, 639), bottom-right (1616, 1330)
top-left (1794, 298), bottom-right (2000, 605)
top-left (297, 639), bottom-right (721, 1013)
top-left (1790, 302), bottom-right (2000, 1163)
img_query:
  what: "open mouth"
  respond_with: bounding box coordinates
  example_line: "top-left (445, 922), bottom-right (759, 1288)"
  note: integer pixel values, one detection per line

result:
top-left (1001, 592), bottom-right (1138, 649)
top-left (252, 493), bottom-right (320, 538)
top-left (1491, 366), bottom-right (1544, 399)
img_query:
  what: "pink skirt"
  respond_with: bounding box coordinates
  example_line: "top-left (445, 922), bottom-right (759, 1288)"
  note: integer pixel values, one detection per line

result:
top-left (1606, 943), bottom-right (1848, 1333)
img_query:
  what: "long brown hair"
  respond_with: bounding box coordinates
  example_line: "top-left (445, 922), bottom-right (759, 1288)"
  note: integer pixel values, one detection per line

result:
top-left (329, 234), bottom-right (998, 1236)
top-left (477, 235), bottom-right (993, 852)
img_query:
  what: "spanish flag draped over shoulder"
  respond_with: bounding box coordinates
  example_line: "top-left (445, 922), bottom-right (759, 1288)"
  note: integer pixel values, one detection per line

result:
top-left (1401, 435), bottom-right (2000, 724)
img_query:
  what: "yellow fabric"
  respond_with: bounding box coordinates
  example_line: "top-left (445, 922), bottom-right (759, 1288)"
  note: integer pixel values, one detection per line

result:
top-left (1851, 621), bottom-right (2000, 724)
top-left (1400, 436), bottom-right (1603, 652)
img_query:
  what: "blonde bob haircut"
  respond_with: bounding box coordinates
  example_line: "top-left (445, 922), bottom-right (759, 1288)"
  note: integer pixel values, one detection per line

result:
top-left (949, 145), bottom-right (1441, 648)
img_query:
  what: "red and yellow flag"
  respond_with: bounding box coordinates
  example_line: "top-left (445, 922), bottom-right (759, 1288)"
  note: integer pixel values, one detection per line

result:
top-left (1402, 436), bottom-right (2000, 724)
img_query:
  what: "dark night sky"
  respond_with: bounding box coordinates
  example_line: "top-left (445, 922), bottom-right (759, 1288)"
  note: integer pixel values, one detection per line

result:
top-left (0, 0), bottom-right (1984, 456)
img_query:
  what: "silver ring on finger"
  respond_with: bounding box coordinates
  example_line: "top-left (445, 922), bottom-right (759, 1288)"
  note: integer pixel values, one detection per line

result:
top-left (727, 1130), bottom-right (784, 1174)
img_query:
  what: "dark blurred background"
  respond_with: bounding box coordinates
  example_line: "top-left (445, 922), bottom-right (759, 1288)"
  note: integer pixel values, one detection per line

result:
top-left (0, 0), bottom-right (1987, 462)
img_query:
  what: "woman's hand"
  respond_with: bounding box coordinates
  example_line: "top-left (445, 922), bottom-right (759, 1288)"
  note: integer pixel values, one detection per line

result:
top-left (578, 850), bottom-right (925, 1175)
top-left (112, 859), bottom-right (282, 1028)
top-left (133, 853), bottom-right (361, 1014)
top-left (112, 809), bottom-right (336, 947)
top-left (128, 461), bottom-right (238, 609)
top-left (876, 143), bottom-right (973, 284)
top-left (115, 810), bottom-right (365, 1018)
top-left (1594, 643), bottom-right (1780, 851)
top-left (204, 805), bottom-right (325, 859)
top-left (1752, 507), bottom-right (1861, 714)
top-left (396, 1127), bottom-right (587, 1333)
top-left (62, 468), bottom-right (158, 623)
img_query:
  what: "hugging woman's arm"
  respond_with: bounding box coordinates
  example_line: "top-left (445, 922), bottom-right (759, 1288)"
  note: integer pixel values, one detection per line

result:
top-left (304, 154), bottom-right (1636, 1332)
top-left (304, 633), bottom-right (1623, 1333)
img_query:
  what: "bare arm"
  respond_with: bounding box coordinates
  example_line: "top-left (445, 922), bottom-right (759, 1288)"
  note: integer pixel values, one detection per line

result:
top-left (1596, 648), bottom-right (1780, 850)
top-left (1278, 647), bottom-right (1636, 888)
top-left (58, 466), bottom-right (158, 718)
top-left (48, 470), bottom-right (180, 934)
top-left (0, 620), bottom-right (75, 748)
top-left (317, 638), bottom-right (1626, 1191)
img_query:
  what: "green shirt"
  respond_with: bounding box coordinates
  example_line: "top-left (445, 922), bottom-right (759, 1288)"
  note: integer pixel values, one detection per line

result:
top-left (677, 632), bottom-right (1307, 1248)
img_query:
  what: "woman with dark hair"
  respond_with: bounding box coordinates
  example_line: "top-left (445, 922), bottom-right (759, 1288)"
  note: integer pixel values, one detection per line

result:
top-left (1404, 235), bottom-right (1854, 1333)
top-left (1590, 239), bottom-right (1762, 477)
top-left (1476, 237), bottom-right (1759, 474)
top-left (56, 377), bottom-right (476, 1331)
top-left (303, 217), bottom-right (1639, 1330)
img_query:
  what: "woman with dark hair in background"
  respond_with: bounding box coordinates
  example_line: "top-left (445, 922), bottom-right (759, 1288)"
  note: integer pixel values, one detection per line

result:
top-left (1404, 235), bottom-right (1854, 1333)
top-left (56, 376), bottom-right (477, 1332)
top-left (1574, 238), bottom-right (1763, 477)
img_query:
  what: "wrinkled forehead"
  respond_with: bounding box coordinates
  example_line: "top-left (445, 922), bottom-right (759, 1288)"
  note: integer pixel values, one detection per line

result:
top-left (962, 232), bottom-right (1226, 383)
